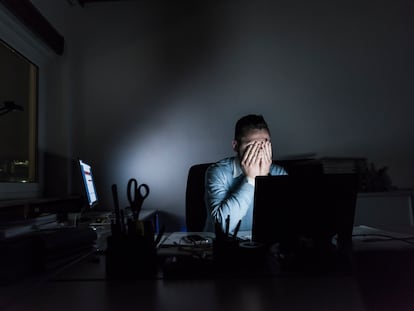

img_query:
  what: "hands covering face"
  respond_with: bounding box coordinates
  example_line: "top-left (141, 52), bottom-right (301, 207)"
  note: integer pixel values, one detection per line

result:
top-left (240, 140), bottom-right (272, 180)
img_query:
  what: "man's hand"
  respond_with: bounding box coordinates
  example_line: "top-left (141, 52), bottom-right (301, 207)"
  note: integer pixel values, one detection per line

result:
top-left (259, 141), bottom-right (272, 176)
top-left (240, 141), bottom-right (261, 180)
top-left (240, 141), bottom-right (273, 180)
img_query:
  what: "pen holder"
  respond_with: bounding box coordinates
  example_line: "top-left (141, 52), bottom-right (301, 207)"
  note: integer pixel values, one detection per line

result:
top-left (213, 238), bottom-right (240, 274)
top-left (106, 223), bottom-right (156, 280)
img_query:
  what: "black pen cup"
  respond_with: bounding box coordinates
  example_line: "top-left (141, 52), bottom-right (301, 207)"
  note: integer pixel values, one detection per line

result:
top-left (213, 238), bottom-right (240, 274)
top-left (106, 221), bottom-right (157, 280)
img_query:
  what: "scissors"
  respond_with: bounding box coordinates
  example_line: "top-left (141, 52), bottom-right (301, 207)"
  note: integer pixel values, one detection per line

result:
top-left (127, 178), bottom-right (150, 220)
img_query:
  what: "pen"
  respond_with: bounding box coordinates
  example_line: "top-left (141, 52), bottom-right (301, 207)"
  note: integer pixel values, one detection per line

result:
top-left (225, 215), bottom-right (230, 238)
top-left (215, 221), bottom-right (224, 241)
top-left (233, 219), bottom-right (241, 238)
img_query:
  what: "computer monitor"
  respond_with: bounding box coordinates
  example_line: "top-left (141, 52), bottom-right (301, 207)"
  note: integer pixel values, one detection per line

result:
top-left (252, 174), bottom-right (358, 254)
top-left (78, 159), bottom-right (98, 209)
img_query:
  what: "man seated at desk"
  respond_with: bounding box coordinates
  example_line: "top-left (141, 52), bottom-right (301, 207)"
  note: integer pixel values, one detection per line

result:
top-left (203, 114), bottom-right (287, 234)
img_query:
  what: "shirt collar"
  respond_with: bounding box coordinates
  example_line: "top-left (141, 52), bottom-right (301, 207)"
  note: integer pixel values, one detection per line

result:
top-left (233, 157), bottom-right (243, 178)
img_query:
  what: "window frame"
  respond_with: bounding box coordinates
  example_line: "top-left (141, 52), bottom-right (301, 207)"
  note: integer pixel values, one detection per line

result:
top-left (0, 5), bottom-right (51, 199)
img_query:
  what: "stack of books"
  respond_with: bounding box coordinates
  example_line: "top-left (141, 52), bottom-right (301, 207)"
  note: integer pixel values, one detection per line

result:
top-left (320, 157), bottom-right (368, 192)
top-left (320, 157), bottom-right (367, 175)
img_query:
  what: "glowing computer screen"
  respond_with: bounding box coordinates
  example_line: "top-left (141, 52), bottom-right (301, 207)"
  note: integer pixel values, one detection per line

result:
top-left (78, 159), bottom-right (98, 208)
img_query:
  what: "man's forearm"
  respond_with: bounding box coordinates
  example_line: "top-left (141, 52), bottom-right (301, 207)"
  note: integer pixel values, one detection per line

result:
top-left (207, 180), bottom-right (254, 232)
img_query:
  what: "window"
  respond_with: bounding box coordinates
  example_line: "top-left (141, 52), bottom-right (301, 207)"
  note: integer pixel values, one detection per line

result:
top-left (0, 39), bottom-right (38, 183)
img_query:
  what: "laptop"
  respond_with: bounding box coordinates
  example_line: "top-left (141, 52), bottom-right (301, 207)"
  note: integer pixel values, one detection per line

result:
top-left (252, 174), bottom-right (358, 271)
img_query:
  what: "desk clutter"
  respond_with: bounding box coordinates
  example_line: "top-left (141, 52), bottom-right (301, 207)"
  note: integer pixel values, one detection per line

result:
top-left (158, 231), bottom-right (270, 279)
top-left (105, 213), bottom-right (355, 280)
top-left (159, 234), bottom-right (356, 279)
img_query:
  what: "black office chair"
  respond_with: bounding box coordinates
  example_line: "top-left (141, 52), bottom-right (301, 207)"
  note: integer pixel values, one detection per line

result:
top-left (185, 163), bottom-right (212, 232)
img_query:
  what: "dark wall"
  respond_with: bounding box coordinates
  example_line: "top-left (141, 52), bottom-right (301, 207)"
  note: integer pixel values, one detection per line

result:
top-left (30, 0), bottom-right (414, 229)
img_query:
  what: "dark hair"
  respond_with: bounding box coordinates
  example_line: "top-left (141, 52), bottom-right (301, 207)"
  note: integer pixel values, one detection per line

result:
top-left (234, 114), bottom-right (270, 142)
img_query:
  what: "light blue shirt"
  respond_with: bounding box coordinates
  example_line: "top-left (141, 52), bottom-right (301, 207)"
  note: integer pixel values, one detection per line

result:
top-left (204, 157), bottom-right (287, 233)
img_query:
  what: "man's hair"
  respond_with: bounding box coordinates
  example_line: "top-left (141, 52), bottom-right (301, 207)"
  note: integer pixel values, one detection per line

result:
top-left (234, 114), bottom-right (270, 142)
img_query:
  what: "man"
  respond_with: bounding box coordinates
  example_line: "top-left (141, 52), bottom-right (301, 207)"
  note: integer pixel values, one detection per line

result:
top-left (204, 114), bottom-right (287, 234)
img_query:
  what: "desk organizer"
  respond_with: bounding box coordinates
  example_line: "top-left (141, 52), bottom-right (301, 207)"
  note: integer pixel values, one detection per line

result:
top-left (105, 220), bottom-right (156, 280)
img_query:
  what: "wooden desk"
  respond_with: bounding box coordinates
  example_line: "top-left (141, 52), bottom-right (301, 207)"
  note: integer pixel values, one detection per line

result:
top-left (3, 227), bottom-right (414, 311)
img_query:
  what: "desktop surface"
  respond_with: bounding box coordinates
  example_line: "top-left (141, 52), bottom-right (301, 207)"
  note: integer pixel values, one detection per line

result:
top-left (3, 226), bottom-right (414, 311)
top-left (6, 270), bottom-right (366, 311)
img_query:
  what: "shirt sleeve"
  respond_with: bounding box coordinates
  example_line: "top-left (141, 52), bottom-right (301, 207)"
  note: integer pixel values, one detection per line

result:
top-left (205, 164), bottom-right (254, 232)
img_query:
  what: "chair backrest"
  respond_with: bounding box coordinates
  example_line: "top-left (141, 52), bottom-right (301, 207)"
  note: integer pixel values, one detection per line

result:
top-left (185, 163), bottom-right (212, 232)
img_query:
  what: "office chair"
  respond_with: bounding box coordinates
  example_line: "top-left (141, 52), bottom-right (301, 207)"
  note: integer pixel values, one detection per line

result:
top-left (185, 163), bottom-right (212, 232)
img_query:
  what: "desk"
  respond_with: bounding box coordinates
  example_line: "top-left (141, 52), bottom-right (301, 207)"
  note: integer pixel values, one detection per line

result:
top-left (6, 259), bottom-right (365, 311)
top-left (352, 226), bottom-right (414, 311)
top-left (3, 226), bottom-right (414, 311)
